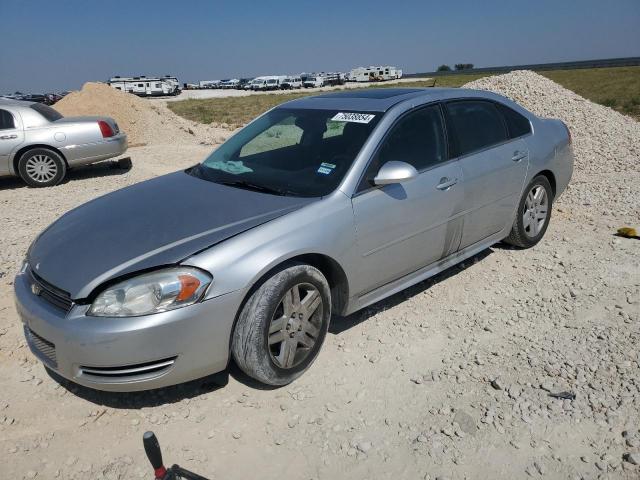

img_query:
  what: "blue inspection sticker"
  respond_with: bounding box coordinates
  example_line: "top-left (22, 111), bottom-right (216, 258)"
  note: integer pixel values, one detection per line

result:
top-left (317, 162), bottom-right (336, 175)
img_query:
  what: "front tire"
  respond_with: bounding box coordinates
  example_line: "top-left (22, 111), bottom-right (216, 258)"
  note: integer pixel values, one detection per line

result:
top-left (231, 263), bottom-right (331, 386)
top-left (504, 175), bottom-right (553, 248)
top-left (18, 148), bottom-right (66, 187)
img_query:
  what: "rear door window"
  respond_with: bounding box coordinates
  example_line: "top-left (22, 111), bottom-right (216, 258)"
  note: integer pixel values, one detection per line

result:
top-left (445, 100), bottom-right (508, 157)
top-left (0, 109), bottom-right (15, 130)
top-left (496, 103), bottom-right (532, 138)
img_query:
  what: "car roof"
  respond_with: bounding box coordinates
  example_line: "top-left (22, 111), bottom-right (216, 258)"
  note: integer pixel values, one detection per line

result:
top-left (0, 98), bottom-right (35, 107)
top-left (279, 87), bottom-right (507, 112)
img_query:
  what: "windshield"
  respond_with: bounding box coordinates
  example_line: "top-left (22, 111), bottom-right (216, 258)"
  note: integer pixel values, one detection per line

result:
top-left (189, 108), bottom-right (382, 197)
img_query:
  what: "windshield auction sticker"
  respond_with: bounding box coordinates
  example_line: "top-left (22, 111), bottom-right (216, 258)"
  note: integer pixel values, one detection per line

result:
top-left (317, 162), bottom-right (336, 175)
top-left (331, 112), bottom-right (376, 124)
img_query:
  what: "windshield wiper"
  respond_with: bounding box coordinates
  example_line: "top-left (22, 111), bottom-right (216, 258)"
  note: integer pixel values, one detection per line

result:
top-left (216, 180), bottom-right (289, 196)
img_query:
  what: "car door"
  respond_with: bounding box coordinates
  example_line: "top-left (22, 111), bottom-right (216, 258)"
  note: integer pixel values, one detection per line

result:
top-left (444, 100), bottom-right (529, 250)
top-left (351, 104), bottom-right (464, 295)
top-left (0, 108), bottom-right (25, 176)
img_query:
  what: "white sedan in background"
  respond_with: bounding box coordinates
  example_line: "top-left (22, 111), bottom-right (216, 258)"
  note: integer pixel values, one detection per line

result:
top-left (0, 99), bottom-right (127, 187)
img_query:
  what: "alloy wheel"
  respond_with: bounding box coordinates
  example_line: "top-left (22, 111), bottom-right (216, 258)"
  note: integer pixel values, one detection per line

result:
top-left (268, 282), bottom-right (323, 369)
top-left (522, 185), bottom-right (548, 238)
top-left (25, 155), bottom-right (58, 183)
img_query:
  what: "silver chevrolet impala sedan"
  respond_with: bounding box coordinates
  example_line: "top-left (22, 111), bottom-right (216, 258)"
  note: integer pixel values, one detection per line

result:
top-left (0, 99), bottom-right (127, 187)
top-left (15, 88), bottom-right (573, 390)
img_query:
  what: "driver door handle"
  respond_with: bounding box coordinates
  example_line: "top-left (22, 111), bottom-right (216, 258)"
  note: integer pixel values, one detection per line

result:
top-left (0, 134), bottom-right (18, 140)
top-left (436, 177), bottom-right (458, 190)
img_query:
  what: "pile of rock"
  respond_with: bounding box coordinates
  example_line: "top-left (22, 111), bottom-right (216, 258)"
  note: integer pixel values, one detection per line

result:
top-left (54, 82), bottom-right (227, 146)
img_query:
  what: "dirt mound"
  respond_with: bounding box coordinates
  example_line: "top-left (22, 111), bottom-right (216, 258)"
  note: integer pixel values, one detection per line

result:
top-left (464, 70), bottom-right (639, 217)
top-left (54, 82), bottom-right (227, 146)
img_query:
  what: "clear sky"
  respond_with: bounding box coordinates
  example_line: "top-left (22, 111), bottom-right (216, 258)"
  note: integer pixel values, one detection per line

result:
top-left (1, 0), bottom-right (639, 93)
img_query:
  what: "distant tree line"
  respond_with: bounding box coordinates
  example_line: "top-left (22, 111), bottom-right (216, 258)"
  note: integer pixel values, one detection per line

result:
top-left (437, 63), bottom-right (474, 72)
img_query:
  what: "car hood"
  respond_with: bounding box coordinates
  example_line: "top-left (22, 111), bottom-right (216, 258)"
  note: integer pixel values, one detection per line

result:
top-left (28, 171), bottom-right (315, 299)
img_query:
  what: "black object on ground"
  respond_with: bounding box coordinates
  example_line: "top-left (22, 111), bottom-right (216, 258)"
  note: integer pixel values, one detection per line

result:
top-left (144, 431), bottom-right (210, 480)
top-left (548, 391), bottom-right (576, 400)
top-left (109, 157), bottom-right (133, 170)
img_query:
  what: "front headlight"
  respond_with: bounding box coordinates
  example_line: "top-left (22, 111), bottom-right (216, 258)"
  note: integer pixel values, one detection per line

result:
top-left (88, 267), bottom-right (212, 317)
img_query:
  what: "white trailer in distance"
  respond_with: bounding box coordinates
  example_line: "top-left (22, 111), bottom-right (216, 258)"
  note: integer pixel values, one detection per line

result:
top-left (199, 80), bottom-right (222, 89)
top-left (348, 66), bottom-right (403, 82)
top-left (108, 76), bottom-right (181, 96)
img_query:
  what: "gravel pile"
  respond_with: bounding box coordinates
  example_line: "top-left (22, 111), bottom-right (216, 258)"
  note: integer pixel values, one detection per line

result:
top-left (54, 82), bottom-right (229, 146)
top-left (464, 70), bottom-right (640, 218)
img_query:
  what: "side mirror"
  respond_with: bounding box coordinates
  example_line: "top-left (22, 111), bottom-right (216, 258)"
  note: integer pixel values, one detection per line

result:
top-left (373, 161), bottom-right (418, 186)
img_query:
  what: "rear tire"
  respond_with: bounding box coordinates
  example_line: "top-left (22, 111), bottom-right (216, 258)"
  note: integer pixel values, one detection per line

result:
top-left (504, 175), bottom-right (553, 248)
top-left (18, 148), bottom-right (66, 188)
top-left (231, 263), bottom-right (331, 386)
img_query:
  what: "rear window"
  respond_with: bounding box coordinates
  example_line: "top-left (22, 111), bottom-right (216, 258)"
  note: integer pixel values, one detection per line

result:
top-left (446, 100), bottom-right (508, 157)
top-left (496, 103), bottom-right (532, 138)
top-left (30, 103), bottom-right (63, 122)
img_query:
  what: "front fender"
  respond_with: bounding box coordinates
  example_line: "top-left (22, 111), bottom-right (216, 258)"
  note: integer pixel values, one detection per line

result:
top-left (183, 192), bottom-right (358, 302)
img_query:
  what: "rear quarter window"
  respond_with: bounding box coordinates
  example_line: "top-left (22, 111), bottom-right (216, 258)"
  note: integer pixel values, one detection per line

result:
top-left (30, 103), bottom-right (63, 122)
top-left (496, 103), bottom-right (532, 138)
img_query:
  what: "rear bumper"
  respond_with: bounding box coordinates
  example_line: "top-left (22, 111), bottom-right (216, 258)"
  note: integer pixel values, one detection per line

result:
top-left (14, 270), bottom-right (242, 392)
top-left (62, 133), bottom-right (128, 168)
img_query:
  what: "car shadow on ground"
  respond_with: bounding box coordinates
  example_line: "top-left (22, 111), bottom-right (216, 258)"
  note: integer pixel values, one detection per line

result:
top-left (45, 367), bottom-right (229, 409)
top-left (328, 248), bottom-right (493, 335)
top-left (48, 247), bottom-right (494, 406)
top-left (0, 159), bottom-right (132, 191)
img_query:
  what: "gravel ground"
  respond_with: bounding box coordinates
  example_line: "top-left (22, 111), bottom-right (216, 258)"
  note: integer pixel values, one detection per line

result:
top-left (0, 71), bottom-right (638, 480)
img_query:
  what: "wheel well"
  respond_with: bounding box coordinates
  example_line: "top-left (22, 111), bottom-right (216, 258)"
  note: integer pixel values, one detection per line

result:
top-left (244, 254), bottom-right (350, 317)
top-left (536, 169), bottom-right (556, 197)
top-left (12, 144), bottom-right (68, 174)
top-left (293, 254), bottom-right (349, 316)
top-left (226, 253), bottom-right (351, 362)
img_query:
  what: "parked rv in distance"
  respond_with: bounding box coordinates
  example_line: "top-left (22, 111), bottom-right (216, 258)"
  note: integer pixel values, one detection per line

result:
top-left (198, 80), bottom-right (222, 89)
top-left (348, 65), bottom-right (403, 82)
top-left (108, 75), bottom-right (181, 97)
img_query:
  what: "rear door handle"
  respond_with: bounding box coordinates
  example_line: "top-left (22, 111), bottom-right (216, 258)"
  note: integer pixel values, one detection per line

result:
top-left (512, 150), bottom-right (528, 162)
top-left (0, 134), bottom-right (18, 140)
top-left (436, 177), bottom-right (458, 190)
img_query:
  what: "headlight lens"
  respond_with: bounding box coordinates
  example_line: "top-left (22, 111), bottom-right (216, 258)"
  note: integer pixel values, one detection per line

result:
top-left (88, 267), bottom-right (212, 317)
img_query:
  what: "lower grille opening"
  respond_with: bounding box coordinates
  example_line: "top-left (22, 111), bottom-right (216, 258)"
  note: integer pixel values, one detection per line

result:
top-left (79, 357), bottom-right (177, 381)
top-left (25, 327), bottom-right (57, 368)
